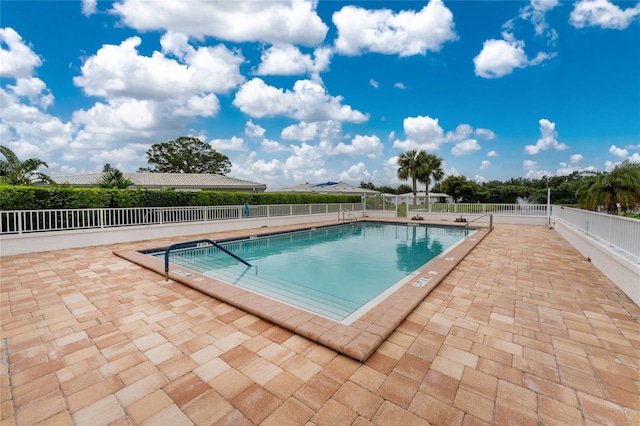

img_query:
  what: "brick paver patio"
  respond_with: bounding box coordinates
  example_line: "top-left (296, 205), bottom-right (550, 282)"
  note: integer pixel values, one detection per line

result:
top-left (1, 223), bottom-right (639, 425)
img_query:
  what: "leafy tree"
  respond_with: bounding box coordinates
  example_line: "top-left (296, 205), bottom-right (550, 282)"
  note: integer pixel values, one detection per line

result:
top-left (577, 160), bottom-right (640, 214)
top-left (416, 152), bottom-right (444, 210)
top-left (359, 181), bottom-right (376, 190)
top-left (0, 145), bottom-right (52, 185)
top-left (98, 168), bottom-right (135, 189)
top-left (396, 184), bottom-right (412, 195)
top-left (440, 175), bottom-right (480, 203)
top-left (139, 136), bottom-right (231, 174)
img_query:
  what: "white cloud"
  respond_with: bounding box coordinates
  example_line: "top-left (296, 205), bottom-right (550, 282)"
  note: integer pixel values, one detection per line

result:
top-left (254, 45), bottom-right (332, 79)
top-left (261, 139), bottom-right (288, 152)
top-left (339, 162), bottom-right (372, 183)
top-left (0, 28), bottom-right (43, 78)
top-left (475, 128), bottom-right (496, 140)
top-left (394, 82), bottom-right (407, 89)
top-left (474, 35), bottom-right (554, 78)
top-left (210, 136), bottom-right (246, 151)
top-left (525, 118), bottom-right (568, 154)
top-left (446, 124), bottom-right (473, 142)
top-left (245, 120), bottom-right (266, 139)
top-left (74, 35), bottom-right (245, 100)
top-left (523, 159), bottom-right (552, 178)
top-left (233, 78), bottom-right (368, 123)
top-left (111, 0), bottom-right (328, 46)
top-left (82, 0), bottom-right (97, 16)
top-left (333, 135), bottom-right (382, 158)
top-left (609, 144), bottom-right (629, 158)
top-left (480, 160), bottom-right (491, 170)
top-left (474, 175), bottom-right (487, 184)
top-left (451, 139), bottom-right (481, 156)
top-left (332, 0), bottom-right (457, 57)
top-left (392, 115), bottom-right (445, 151)
top-left (369, 79), bottom-right (379, 88)
top-left (629, 153), bottom-right (640, 163)
top-left (570, 154), bottom-right (584, 164)
top-left (281, 121), bottom-right (343, 142)
top-left (89, 146), bottom-right (142, 164)
top-left (518, 0), bottom-right (560, 36)
top-left (570, 0), bottom-right (640, 29)
top-left (487, 150), bottom-right (499, 157)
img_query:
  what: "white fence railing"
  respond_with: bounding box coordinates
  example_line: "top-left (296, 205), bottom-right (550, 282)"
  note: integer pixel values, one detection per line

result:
top-left (363, 196), bottom-right (549, 216)
top-left (0, 203), bottom-right (363, 235)
top-left (551, 206), bottom-right (640, 259)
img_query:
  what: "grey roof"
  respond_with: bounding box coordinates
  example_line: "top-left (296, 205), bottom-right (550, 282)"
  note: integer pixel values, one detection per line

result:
top-left (269, 181), bottom-right (379, 195)
top-left (52, 172), bottom-right (267, 192)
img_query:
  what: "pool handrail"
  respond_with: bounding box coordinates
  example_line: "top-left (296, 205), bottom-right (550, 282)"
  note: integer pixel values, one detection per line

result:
top-left (464, 213), bottom-right (493, 237)
top-left (163, 238), bottom-right (252, 281)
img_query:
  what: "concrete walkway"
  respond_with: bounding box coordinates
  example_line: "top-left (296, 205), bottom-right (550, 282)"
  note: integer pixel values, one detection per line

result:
top-left (1, 224), bottom-right (639, 425)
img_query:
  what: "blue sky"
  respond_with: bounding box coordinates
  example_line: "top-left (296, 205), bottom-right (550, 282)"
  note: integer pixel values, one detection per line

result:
top-left (1, 0), bottom-right (639, 190)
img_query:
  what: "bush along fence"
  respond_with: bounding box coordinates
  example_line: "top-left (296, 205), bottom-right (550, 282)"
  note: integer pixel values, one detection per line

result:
top-left (0, 186), bottom-right (360, 210)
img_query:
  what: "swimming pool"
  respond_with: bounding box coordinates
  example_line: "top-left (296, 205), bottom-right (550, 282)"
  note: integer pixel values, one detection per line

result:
top-left (150, 222), bottom-right (470, 323)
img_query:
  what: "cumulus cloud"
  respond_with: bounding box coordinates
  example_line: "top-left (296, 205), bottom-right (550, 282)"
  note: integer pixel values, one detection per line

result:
top-left (480, 160), bottom-right (491, 170)
top-left (392, 115), bottom-right (445, 151)
top-left (245, 120), bottom-right (266, 139)
top-left (473, 34), bottom-right (554, 78)
top-left (233, 78), bottom-right (368, 123)
top-left (570, 154), bottom-right (584, 163)
top-left (393, 118), bottom-right (494, 153)
top-left (475, 128), bottom-right (496, 140)
top-left (254, 45), bottom-right (332, 79)
top-left (332, 135), bottom-right (382, 158)
top-left (261, 139), bottom-right (288, 152)
top-left (81, 0), bottom-right (97, 16)
top-left (281, 121), bottom-right (343, 142)
top-left (111, 0), bottom-right (328, 46)
top-left (525, 118), bottom-right (568, 154)
top-left (474, 175), bottom-right (487, 183)
top-left (452, 139), bottom-right (481, 156)
top-left (609, 144), bottom-right (629, 158)
top-left (521, 0), bottom-right (560, 34)
top-left (332, 0), bottom-right (457, 57)
top-left (570, 0), bottom-right (640, 29)
top-left (209, 136), bottom-right (246, 151)
top-left (369, 79), bottom-right (379, 88)
top-left (523, 159), bottom-right (552, 179)
top-left (75, 35), bottom-right (245, 100)
top-left (488, 150), bottom-right (499, 157)
top-left (0, 28), bottom-right (43, 78)
top-left (339, 162), bottom-right (373, 183)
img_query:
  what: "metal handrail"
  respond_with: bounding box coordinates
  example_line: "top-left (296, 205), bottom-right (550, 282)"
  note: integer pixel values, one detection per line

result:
top-left (464, 213), bottom-right (493, 237)
top-left (162, 239), bottom-right (251, 282)
top-left (339, 208), bottom-right (357, 224)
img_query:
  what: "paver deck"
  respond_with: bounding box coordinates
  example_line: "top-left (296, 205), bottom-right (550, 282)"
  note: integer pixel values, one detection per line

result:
top-left (1, 223), bottom-right (639, 425)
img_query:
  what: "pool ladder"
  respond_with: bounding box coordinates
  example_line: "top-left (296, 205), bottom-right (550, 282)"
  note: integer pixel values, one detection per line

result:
top-left (339, 208), bottom-right (357, 224)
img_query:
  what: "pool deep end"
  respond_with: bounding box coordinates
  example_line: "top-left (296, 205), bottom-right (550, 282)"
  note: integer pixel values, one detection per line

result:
top-left (114, 220), bottom-right (490, 361)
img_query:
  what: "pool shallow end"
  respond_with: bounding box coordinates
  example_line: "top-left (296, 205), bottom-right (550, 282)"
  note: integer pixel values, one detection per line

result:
top-left (113, 221), bottom-right (491, 362)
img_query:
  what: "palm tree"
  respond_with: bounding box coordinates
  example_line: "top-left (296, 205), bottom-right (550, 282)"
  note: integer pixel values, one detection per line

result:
top-left (397, 150), bottom-right (422, 208)
top-left (416, 152), bottom-right (444, 211)
top-left (0, 145), bottom-right (52, 185)
top-left (578, 160), bottom-right (640, 214)
top-left (98, 168), bottom-right (135, 189)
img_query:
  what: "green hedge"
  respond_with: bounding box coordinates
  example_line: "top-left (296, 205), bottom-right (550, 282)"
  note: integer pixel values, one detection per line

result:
top-left (0, 186), bottom-right (361, 210)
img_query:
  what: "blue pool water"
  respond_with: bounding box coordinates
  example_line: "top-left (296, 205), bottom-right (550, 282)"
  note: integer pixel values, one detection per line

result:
top-left (152, 222), bottom-right (469, 322)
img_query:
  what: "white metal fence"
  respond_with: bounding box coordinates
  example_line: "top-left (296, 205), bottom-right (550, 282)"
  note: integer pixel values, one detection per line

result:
top-left (551, 206), bottom-right (640, 259)
top-left (0, 203), bottom-right (363, 235)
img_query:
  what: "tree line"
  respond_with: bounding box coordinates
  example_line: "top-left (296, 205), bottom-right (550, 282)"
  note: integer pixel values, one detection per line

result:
top-left (362, 149), bottom-right (639, 216)
top-left (1, 141), bottom-right (638, 215)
